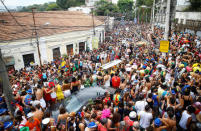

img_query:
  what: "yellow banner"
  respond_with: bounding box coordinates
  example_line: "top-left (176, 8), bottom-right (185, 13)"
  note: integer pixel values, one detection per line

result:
top-left (92, 37), bottom-right (99, 49)
top-left (160, 40), bottom-right (169, 53)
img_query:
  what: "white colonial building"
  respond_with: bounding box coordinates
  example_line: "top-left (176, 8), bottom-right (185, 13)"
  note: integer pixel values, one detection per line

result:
top-left (154, 0), bottom-right (201, 37)
top-left (0, 11), bottom-right (105, 70)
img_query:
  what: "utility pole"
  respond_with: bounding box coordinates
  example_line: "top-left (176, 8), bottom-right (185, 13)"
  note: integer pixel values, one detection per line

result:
top-left (91, 8), bottom-right (96, 36)
top-left (0, 49), bottom-right (14, 114)
top-left (164, 0), bottom-right (171, 40)
top-left (151, 0), bottom-right (155, 32)
top-left (32, 9), bottom-right (42, 67)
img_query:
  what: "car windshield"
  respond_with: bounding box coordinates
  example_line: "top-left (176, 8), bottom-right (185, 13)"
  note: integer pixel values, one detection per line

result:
top-left (65, 95), bottom-right (82, 113)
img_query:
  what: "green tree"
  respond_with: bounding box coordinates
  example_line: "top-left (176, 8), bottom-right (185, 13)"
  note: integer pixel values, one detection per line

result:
top-left (117, 0), bottom-right (133, 13)
top-left (19, 2), bottom-right (60, 12)
top-left (136, 0), bottom-right (153, 7)
top-left (188, 0), bottom-right (201, 11)
top-left (94, 0), bottom-right (119, 16)
top-left (56, 0), bottom-right (84, 10)
top-left (46, 3), bottom-right (61, 11)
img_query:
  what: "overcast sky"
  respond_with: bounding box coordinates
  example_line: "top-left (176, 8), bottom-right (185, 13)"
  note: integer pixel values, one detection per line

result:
top-left (1, 0), bottom-right (56, 8)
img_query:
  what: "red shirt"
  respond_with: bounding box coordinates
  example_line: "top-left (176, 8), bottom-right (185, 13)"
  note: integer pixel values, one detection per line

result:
top-left (98, 124), bottom-right (107, 131)
top-left (38, 74), bottom-right (42, 80)
top-left (112, 76), bottom-right (120, 88)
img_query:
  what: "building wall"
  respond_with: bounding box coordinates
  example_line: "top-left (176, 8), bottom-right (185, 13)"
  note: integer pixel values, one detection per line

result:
top-left (68, 7), bottom-right (91, 14)
top-left (175, 12), bottom-right (201, 23)
top-left (175, 12), bottom-right (201, 37)
top-left (176, 0), bottom-right (190, 11)
top-left (0, 25), bottom-right (105, 70)
top-left (85, 0), bottom-right (100, 7)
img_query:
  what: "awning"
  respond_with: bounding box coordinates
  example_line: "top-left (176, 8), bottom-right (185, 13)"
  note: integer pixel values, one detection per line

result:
top-left (3, 56), bottom-right (15, 66)
top-left (101, 59), bottom-right (122, 70)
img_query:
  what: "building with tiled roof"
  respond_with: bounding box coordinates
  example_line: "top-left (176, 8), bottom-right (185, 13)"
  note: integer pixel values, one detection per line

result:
top-left (0, 11), bottom-right (105, 70)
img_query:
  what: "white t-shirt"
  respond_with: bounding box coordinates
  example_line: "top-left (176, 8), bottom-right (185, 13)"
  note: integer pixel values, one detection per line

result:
top-left (139, 111), bottom-right (153, 128)
top-left (179, 110), bottom-right (191, 129)
top-left (135, 100), bottom-right (148, 114)
top-left (40, 98), bottom-right (46, 108)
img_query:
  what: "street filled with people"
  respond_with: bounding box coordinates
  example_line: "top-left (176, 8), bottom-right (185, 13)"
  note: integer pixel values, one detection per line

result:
top-left (0, 22), bottom-right (201, 131)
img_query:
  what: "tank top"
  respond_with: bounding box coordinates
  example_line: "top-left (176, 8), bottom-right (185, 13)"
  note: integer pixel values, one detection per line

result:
top-left (182, 95), bottom-right (191, 110)
top-left (146, 99), bottom-right (153, 109)
top-left (104, 76), bottom-right (110, 87)
top-left (179, 110), bottom-right (191, 129)
top-left (42, 73), bottom-right (47, 79)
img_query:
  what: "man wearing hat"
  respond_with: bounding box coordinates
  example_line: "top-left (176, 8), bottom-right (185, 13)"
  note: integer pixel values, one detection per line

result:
top-left (153, 118), bottom-right (168, 131)
top-left (25, 112), bottom-right (41, 131)
top-left (22, 89), bottom-right (33, 115)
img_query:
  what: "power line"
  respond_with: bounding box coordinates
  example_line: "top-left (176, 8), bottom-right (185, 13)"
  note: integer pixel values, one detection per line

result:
top-left (0, 0), bottom-right (26, 31)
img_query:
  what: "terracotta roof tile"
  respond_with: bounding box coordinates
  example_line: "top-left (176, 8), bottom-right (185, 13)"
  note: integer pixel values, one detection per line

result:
top-left (0, 11), bottom-right (104, 42)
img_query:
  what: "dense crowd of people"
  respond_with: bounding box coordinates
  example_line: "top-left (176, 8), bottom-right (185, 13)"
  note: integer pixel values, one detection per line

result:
top-left (0, 22), bottom-right (201, 131)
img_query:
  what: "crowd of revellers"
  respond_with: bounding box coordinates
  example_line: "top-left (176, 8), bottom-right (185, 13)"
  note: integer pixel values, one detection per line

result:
top-left (0, 22), bottom-right (201, 131)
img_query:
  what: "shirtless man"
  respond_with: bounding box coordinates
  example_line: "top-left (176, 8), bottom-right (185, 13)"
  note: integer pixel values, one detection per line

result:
top-left (162, 108), bottom-right (176, 131)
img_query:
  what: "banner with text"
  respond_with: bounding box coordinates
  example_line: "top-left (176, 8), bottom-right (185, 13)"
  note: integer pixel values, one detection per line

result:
top-left (160, 40), bottom-right (169, 53)
top-left (92, 37), bottom-right (99, 49)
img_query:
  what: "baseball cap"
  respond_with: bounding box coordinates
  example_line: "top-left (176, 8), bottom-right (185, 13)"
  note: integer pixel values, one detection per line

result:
top-left (171, 90), bottom-right (176, 95)
top-left (88, 122), bottom-right (97, 128)
top-left (154, 118), bottom-right (162, 127)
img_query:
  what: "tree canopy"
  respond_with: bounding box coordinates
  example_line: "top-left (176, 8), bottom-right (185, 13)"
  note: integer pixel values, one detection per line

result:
top-left (46, 3), bottom-right (61, 11)
top-left (117, 0), bottom-right (133, 13)
top-left (186, 0), bottom-right (201, 11)
top-left (56, 0), bottom-right (85, 10)
top-left (136, 0), bottom-right (154, 7)
top-left (18, 2), bottom-right (61, 12)
top-left (94, 0), bottom-right (119, 16)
